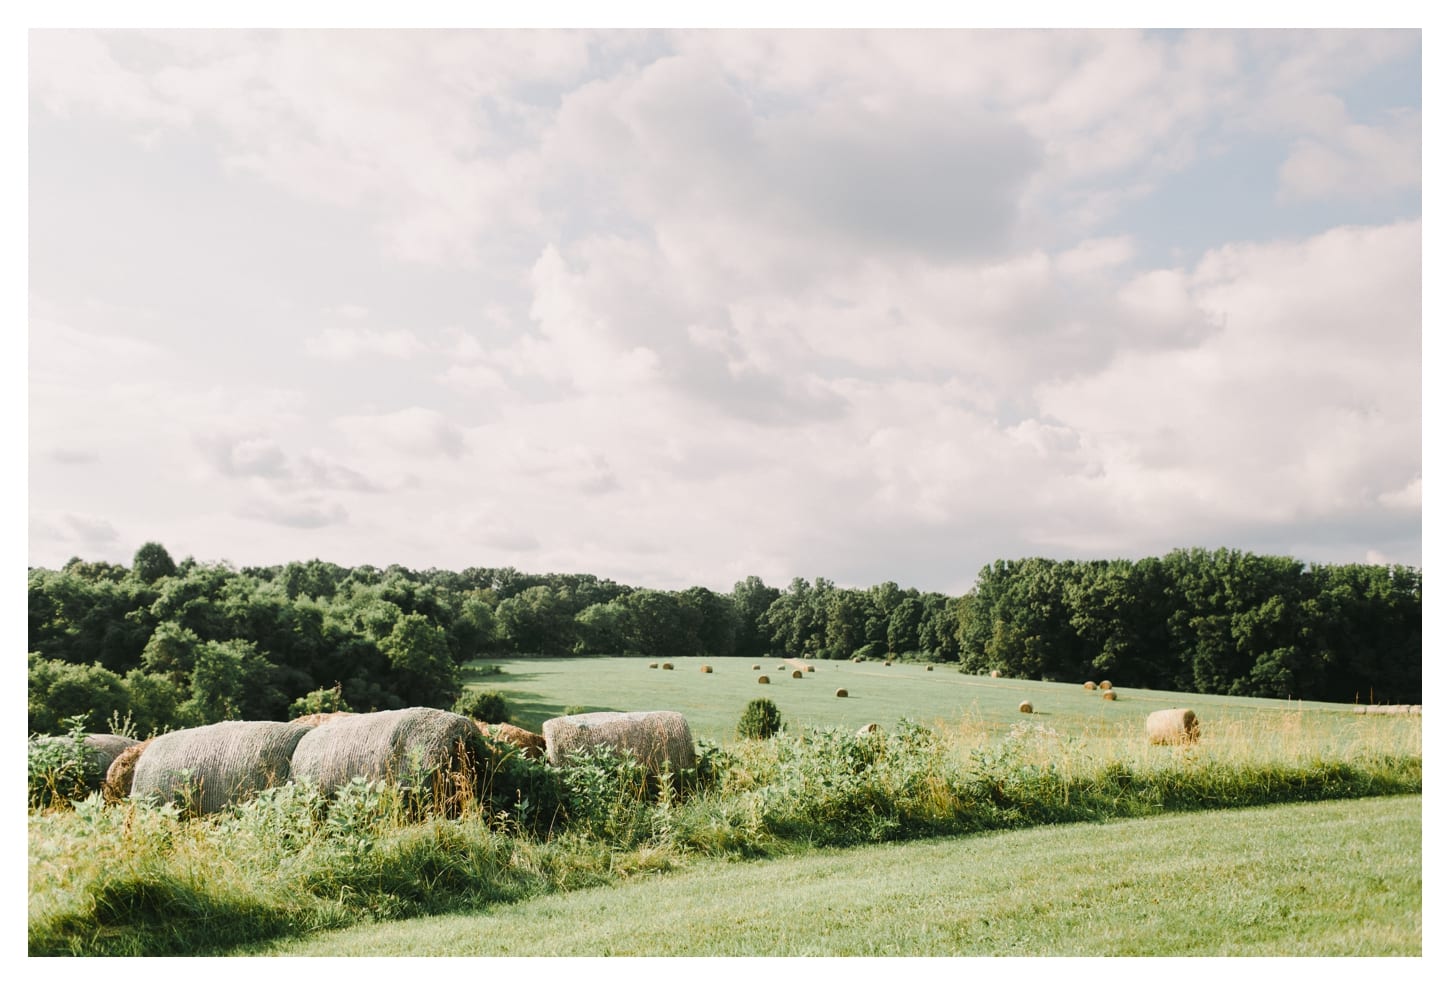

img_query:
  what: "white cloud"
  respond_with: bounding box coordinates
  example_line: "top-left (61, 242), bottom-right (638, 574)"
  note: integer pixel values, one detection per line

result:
top-left (334, 407), bottom-right (468, 460)
top-left (1277, 109), bottom-right (1421, 203)
top-left (305, 326), bottom-right (426, 361)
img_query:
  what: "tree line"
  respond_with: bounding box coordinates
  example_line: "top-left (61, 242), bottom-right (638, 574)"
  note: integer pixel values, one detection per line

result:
top-left (28, 543), bottom-right (1420, 736)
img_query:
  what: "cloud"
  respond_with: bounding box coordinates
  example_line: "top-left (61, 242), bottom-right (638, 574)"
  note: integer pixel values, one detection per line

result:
top-left (1277, 109), bottom-right (1420, 203)
top-left (334, 407), bottom-right (467, 459)
top-left (305, 326), bottom-right (426, 361)
top-left (238, 496), bottom-right (348, 529)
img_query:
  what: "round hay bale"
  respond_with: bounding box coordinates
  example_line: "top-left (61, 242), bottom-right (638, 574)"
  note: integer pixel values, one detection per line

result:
top-left (856, 722), bottom-right (880, 736)
top-left (661, 662), bottom-right (674, 670)
top-left (541, 710), bottom-right (695, 774)
top-left (1018, 700), bottom-right (1033, 714)
top-left (791, 669), bottom-right (803, 679)
top-left (884, 660), bottom-right (893, 667)
top-left (1099, 680), bottom-right (1112, 691)
top-left (806, 665), bottom-right (816, 672)
top-left (477, 721), bottom-right (546, 759)
top-left (757, 675), bottom-right (770, 684)
top-left (990, 670), bottom-right (1001, 678)
top-left (751, 664), bottom-right (760, 670)
top-left (1084, 681), bottom-right (1098, 690)
top-left (777, 664), bottom-right (786, 671)
top-left (1102, 689), bottom-right (1117, 701)
top-left (835, 688), bottom-right (848, 698)
top-left (926, 665), bottom-right (934, 671)
top-left (851, 657), bottom-right (862, 663)
top-left (290, 711), bottom-right (356, 729)
top-left (648, 662), bottom-right (658, 669)
top-left (131, 721), bottom-right (312, 816)
top-left (290, 708), bottom-right (482, 800)
top-left (700, 665), bottom-right (713, 674)
top-left (102, 738), bottom-right (153, 804)
top-left (1146, 708), bottom-right (1199, 745)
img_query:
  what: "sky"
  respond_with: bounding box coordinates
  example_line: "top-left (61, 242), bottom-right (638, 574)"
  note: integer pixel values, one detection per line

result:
top-left (24, 24), bottom-right (1426, 595)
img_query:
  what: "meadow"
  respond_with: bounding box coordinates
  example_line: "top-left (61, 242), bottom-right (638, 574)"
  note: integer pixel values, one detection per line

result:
top-left (28, 656), bottom-right (1421, 956)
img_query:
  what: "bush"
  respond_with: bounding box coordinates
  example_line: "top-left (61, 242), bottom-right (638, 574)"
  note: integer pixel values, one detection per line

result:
top-left (737, 698), bottom-right (783, 741)
top-left (288, 684), bottom-right (353, 720)
top-left (453, 689), bottom-right (510, 723)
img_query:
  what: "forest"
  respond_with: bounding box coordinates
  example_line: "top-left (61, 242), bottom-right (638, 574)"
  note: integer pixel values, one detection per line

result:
top-left (28, 542), bottom-right (1421, 737)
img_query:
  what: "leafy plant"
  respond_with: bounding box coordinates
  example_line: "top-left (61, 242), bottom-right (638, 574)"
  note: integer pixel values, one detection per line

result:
top-left (452, 689), bottom-right (510, 723)
top-left (28, 716), bottom-right (100, 811)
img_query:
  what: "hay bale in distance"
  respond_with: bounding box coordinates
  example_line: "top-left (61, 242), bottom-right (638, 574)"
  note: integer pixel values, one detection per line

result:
top-left (1018, 700), bottom-right (1033, 714)
top-left (1084, 681), bottom-right (1098, 691)
top-left (856, 722), bottom-right (880, 736)
top-left (102, 738), bottom-right (153, 804)
top-left (791, 669), bottom-right (803, 679)
top-left (648, 662), bottom-right (658, 669)
top-left (751, 664), bottom-right (760, 670)
top-left (131, 721), bottom-right (313, 815)
top-left (661, 662), bottom-right (674, 670)
top-left (777, 664), bottom-right (787, 671)
top-left (700, 665), bottom-right (713, 674)
top-left (290, 708), bottom-right (482, 799)
top-left (806, 665), bottom-right (816, 673)
top-left (1099, 680), bottom-right (1113, 691)
top-left (851, 657), bottom-right (862, 663)
top-left (1146, 708), bottom-right (1199, 745)
top-left (542, 710), bottom-right (695, 774)
top-left (926, 665), bottom-right (934, 671)
top-left (835, 688), bottom-right (848, 698)
top-left (477, 721), bottom-right (546, 759)
top-left (1102, 689), bottom-right (1117, 701)
top-left (757, 675), bottom-right (770, 684)
top-left (884, 660), bottom-right (893, 667)
top-left (990, 670), bottom-right (1001, 678)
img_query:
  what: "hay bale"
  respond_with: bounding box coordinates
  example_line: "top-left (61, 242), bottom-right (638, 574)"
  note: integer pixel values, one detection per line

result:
top-left (757, 675), bottom-right (770, 684)
top-left (1102, 689), bottom-right (1117, 701)
top-left (1018, 700), bottom-right (1033, 714)
top-left (1084, 681), bottom-right (1098, 690)
top-left (661, 662), bottom-right (674, 670)
top-left (1099, 680), bottom-right (1112, 691)
top-left (290, 708), bottom-right (481, 798)
top-left (806, 665), bottom-right (816, 673)
top-left (852, 657), bottom-right (862, 663)
top-left (835, 688), bottom-right (848, 698)
top-left (884, 660), bottom-right (893, 667)
top-left (856, 722), bottom-right (880, 736)
top-left (541, 710), bottom-right (695, 774)
top-left (102, 738), bottom-right (153, 804)
top-left (1146, 708), bottom-right (1199, 746)
top-left (648, 662), bottom-right (658, 669)
top-left (777, 664), bottom-right (786, 671)
top-left (926, 665), bottom-right (934, 671)
top-left (131, 721), bottom-right (313, 815)
top-left (700, 665), bottom-right (713, 674)
top-left (752, 664), bottom-right (760, 670)
top-left (791, 669), bottom-right (803, 679)
top-left (290, 711), bottom-right (355, 728)
top-left (990, 670), bottom-right (1001, 678)
top-left (477, 721), bottom-right (546, 760)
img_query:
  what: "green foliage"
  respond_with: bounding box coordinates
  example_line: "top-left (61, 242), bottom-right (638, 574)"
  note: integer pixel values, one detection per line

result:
top-left (288, 684), bottom-right (353, 719)
top-left (28, 717), bottom-right (100, 811)
top-left (28, 655), bottom-right (132, 736)
top-left (379, 613), bottom-right (461, 707)
top-left (131, 541), bottom-right (178, 584)
top-left (452, 689), bottom-right (510, 723)
top-left (736, 698), bottom-right (783, 741)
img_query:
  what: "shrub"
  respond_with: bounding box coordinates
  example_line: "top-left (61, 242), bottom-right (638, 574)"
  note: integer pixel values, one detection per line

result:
top-left (453, 689), bottom-right (510, 723)
top-left (737, 698), bottom-right (783, 741)
top-left (28, 717), bottom-right (100, 810)
top-left (289, 684), bottom-right (353, 720)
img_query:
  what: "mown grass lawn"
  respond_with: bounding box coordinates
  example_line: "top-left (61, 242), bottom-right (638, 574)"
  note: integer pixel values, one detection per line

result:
top-left (464, 655), bottom-right (1399, 748)
top-left (247, 793), bottom-right (1421, 957)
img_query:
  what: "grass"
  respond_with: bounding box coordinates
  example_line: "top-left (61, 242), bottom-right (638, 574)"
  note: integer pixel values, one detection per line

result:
top-left (241, 794), bottom-right (1422, 956)
top-left (460, 655), bottom-right (1391, 746)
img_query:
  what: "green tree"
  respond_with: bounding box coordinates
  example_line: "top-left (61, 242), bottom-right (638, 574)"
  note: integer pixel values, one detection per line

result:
top-left (378, 613), bottom-right (460, 707)
top-left (131, 541), bottom-right (178, 584)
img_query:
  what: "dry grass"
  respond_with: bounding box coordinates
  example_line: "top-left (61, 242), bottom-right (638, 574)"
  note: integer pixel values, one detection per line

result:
top-left (102, 739), bottom-right (152, 804)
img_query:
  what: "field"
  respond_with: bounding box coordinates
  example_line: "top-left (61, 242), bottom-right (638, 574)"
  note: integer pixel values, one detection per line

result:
top-left (28, 655), bottom-right (1422, 957)
top-left (245, 794), bottom-right (1422, 956)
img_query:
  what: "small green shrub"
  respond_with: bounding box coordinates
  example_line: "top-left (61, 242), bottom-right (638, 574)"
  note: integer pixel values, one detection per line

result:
top-left (563, 705), bottom-right (588, 716)
top-left (737, 698), bottom-right (783, 741)
top-left (288, 684), bottom-right (352, 719)
top-left (453, 689), bottom-right (510, 723)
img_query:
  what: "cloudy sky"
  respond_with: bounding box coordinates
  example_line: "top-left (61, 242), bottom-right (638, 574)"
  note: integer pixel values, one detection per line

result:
top-left (26, 27), bottom-right (1423, 594)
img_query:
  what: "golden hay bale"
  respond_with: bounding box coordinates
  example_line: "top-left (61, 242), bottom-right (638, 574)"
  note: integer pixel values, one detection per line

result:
top-left (1102, 689), bottom-right (1117, 701)
top-left (806, 665), bottom-right (816, 672)
top-left (648, 662), bottom-right (658, 669)
top-left (1084, 681), bottom-right (1098, 690)
top-left (290, 708), bottom-right (481, 798)
top-left (1018, 700), bottom-right (1033, 714)
top-left (835, 688), bottom-right (848, 698)
top-left (752, 664), bottom-right (760, 670)
top-left (131, 721), bottom-right (313, 815)
top-left (777, 664), bottom-right (787, 671)
top-left (541, 710), bottom-right (695, 774)
top-left (791, 669), bottom-right (803, 679)
top-left (926, 665), bottom-right (934, 671)
top-left (477, 721), bottom-right (546, 759)
top-left (1099, 680), bottom-right (1113, 691)
top-left (290, 711), bottom-right (355, 728)
top-left (851, 657), bottom-right (862, 663)
top-left (856, 722), bottom-right (880, 736)
top-left (1146, 708), bottom-right (1200, 745)
top-left (884, 660), bottom-right (893, 667)
top-left (990, 670), bottom-right (1001, 678)
top-left (661, 662), bottom-right (674, 670)
top-left (757, 675), bottom-right (770, 684)
top-left (102, 738), bottom-right (152, 804)
top-left (700, 665), bottom-right (713, 673)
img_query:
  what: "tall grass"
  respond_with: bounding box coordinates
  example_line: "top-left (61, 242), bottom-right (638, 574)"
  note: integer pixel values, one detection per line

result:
top-left (28, 709), bottom-right (1420, 956)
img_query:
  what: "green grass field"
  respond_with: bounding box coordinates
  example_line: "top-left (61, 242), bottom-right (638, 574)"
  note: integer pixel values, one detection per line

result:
top-left (245, 793), bottom-right (1422, 956)
top-left (464, 655), bottom-right (1401, 748)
